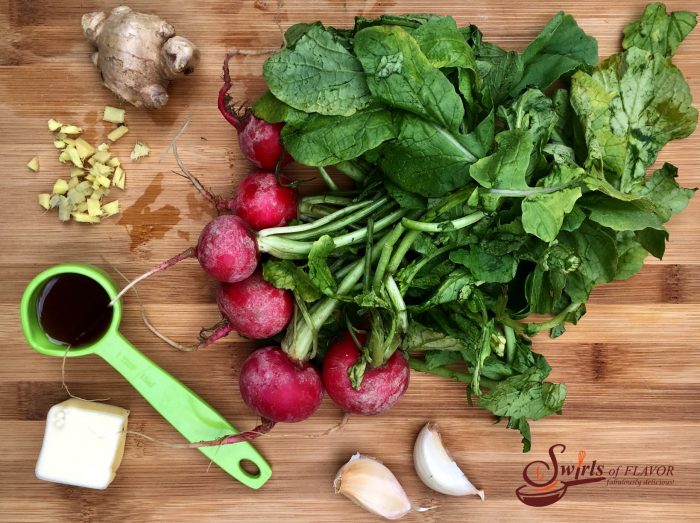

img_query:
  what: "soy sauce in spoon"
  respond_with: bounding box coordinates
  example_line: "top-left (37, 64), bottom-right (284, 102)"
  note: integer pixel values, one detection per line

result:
top-left (36, 273), bottom-right (113, 347)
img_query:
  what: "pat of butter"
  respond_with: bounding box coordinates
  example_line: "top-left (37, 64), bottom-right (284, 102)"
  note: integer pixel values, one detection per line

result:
top-left (35, 398), bottom-right (129, 489)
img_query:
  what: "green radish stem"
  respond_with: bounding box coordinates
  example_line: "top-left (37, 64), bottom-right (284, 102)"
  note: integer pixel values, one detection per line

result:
top-left (299, 204), bottom-right (338, 219)
top-left (385, 187), bottom-right (480, 275)
top-left (500, 302), bottom-right (582, 335)
top-left (396, 243), bottom-right (456, 293)
top-left (372, 222), bottom-right (406, 291)
top-left (282, 232), bottom-right (391, 362)
top-left (259, 200), bottom-right (374, 237)
top-left (384, 275), bottom-right (408, 333)
top-left (300, 195), bottom-right (354, 207)
top-left (401, 211), bottom-right (485, 233)
top-left (257, 209), bottom-right (408, 260)
top-left (363, 218), bottom-right (374, 293)
top-left (504, 325), bottom-right (516, 364)
top-left (318, 166), bottom-right (339, 191)
top-left (333, 160), bottom-right (367, 183)
top-left (281, 198), bottom-right (390, 241)
top-left (408, 358), bottom-right (498, 389)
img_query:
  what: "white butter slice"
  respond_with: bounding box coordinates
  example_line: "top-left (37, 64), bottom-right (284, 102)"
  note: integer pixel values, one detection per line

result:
top-left (35, 398), bottom-right (129, 489)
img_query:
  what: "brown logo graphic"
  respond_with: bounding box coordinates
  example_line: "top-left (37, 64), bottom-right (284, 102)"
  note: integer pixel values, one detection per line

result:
top-left (516, 443), bottom-right (677, 507)
top-left (516, 444), bottom-right (605, 507)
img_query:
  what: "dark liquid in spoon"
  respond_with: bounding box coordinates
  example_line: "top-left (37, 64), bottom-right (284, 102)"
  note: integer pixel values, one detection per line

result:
top-left (36, 274), bottom-right (113, 347)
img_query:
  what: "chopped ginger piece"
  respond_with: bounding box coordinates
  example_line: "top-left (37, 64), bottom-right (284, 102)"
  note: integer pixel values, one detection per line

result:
top-left (107, 126), bottom-right (129, 142)
top-left (112, 166), bottom-right (126, 189)
top-left (48, 119), bottom-right (62, 132)
top-left (63, 137), bottom-right (75, 146)
top-left (101, 200), bottom-right (120, 216)
top-left (71, 212), bottom-right (100, 224)
top-left (70, 166), bottom-right (84, 178)
top-left (87, 198), bottom-right (103, 217)
top-left (57, 196), bottom-right (71, 221)
top-left (75, 202), bottom-right (89, 213)
top-left (90, 162), bottom-right (113, 177)
top-left (74, 138), bottom-right (95, 160)
top-left (103, 106), bottom-right (126, 125)
top-left (53, 179), bottom-right (69, 195)
top-left (67, 187), bottom-right (86, 205)
top-left (95, 174), bottom-right (111, 188)
top-left (27, 156), bottom-right (40, 172)
top-left (130, 141), bottom-right (150, 161)
top-left (96, 143), bottom-right (110, 152)
top-left (54, 140), bottom-right (66, 149)
top-left (93, 150), bottom-right (111, 164)
top-left (60, 125), bottom-right (83, 135)
top-left (58, 150), bottom-right (70, 163)
top-left (66, 146), bottom-right (83, 168)
top-left (67, 177), bottom-right (79, 190)
top-left (38, 193), bottom-right (51, 210)
top-left (107, 157), bottom-right (120, 168)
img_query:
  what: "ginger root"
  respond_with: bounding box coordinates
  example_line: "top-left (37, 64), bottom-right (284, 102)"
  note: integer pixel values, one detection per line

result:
top-left (82, 6), bottom-right (200, 109)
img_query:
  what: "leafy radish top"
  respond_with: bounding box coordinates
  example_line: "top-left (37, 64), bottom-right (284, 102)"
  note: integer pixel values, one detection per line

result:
top-left (251, 4), bottom-right (698, 451)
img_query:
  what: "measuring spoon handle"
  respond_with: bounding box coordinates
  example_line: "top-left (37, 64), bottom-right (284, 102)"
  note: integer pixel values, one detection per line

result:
top-left (95, 332), bottom-right (271, 489)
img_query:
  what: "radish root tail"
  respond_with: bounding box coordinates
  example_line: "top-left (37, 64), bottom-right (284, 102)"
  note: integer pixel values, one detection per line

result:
top-left (126, 415), bottom-right (347, 450)
top-left (217, 49), bottom-right (280, 128)
top-left (109, 246), bottom-right (197, 306)
top-left (198, 321), bottom-right (234, 348)
top-left (171, 141), bottom-right (227, 210)
top-left (184, 418), bottom-right (276, 448)
top-left (107, 259), bottom-right (202, 352)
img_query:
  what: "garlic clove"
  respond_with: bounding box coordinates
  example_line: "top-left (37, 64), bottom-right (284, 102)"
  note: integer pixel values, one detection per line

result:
top-left (413, 422), bottom-right (485, 499)
top-left (334, 453), bottom-right (413, 520)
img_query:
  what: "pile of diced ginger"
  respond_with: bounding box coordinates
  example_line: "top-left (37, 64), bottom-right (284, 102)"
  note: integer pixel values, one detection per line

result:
top-left (33, 106), bottom-right (148, 224)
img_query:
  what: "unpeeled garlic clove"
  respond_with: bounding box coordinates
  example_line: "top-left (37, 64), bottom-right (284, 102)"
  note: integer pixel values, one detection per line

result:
top-left (413, 422), bottom-right (485, 499)
top-left (334, 453), bottom-right (413, 520)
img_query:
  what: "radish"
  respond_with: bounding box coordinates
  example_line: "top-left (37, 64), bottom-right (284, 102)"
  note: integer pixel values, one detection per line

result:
top-left (171, 142), bottom-right (298, 231)
top-left (111, 214), bottom-right (258, 305)
top-left (150, 347), bottom-right (322, 449)
top-left (239, 347), bottom-right (323, 423)
top-left (133, 269), bottom-right (292, 351)
top-left (217, 271), bottom-right (293, 339)
top-left (322, 332), bottom-right (410, 416)
top-left (197, 215), bottom-right (259, 282)
top-left (231, 171), bottom-right (297, 230)
top-left (218, 52), bottom-right (291, 171)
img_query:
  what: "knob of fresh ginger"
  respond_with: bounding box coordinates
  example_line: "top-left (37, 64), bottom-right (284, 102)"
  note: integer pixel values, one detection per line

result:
top-left (81, 5), bottom-right (200, 109)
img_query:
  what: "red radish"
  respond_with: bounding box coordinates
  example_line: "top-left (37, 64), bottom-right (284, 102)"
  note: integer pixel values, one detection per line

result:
top-left (217, 271), bottom-right (293, 339)
top-left (159, 347), bottom-right (323, 448)
top-left (323, 332), bottom-right (410, 416)
top-left (239, 347), bottom-right (324, 423)
top-left (111, 214), bottom-right (258, 305)
top-left (196, 215), bottom-right (259, 282)
top-left (218, 53), bottom-right (291, 171)
top-left (171, 144), bottom-right (297, 230)
top-left (236, 116), bottom-right (290, 171)
top-left (230, 171), bottom-right (297, 230)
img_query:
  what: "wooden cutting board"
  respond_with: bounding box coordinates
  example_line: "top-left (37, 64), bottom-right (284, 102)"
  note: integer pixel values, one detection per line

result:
top-left (1, 1), bottom-right (699, 521)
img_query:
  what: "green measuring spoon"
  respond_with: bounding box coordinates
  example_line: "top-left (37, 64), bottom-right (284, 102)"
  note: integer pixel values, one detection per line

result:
top-left (20, 263), bottom-right (271, 489)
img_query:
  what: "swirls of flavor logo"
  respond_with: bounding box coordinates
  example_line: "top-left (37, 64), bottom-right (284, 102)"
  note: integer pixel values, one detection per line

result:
top-left (516, 444), bottom-right (677, 507)
top-left (516, 444), bottom-right (605, 507)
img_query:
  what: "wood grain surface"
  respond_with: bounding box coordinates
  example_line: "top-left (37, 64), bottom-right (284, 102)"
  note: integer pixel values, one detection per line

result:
top-left (1, 1), bottom-right (699, 521)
